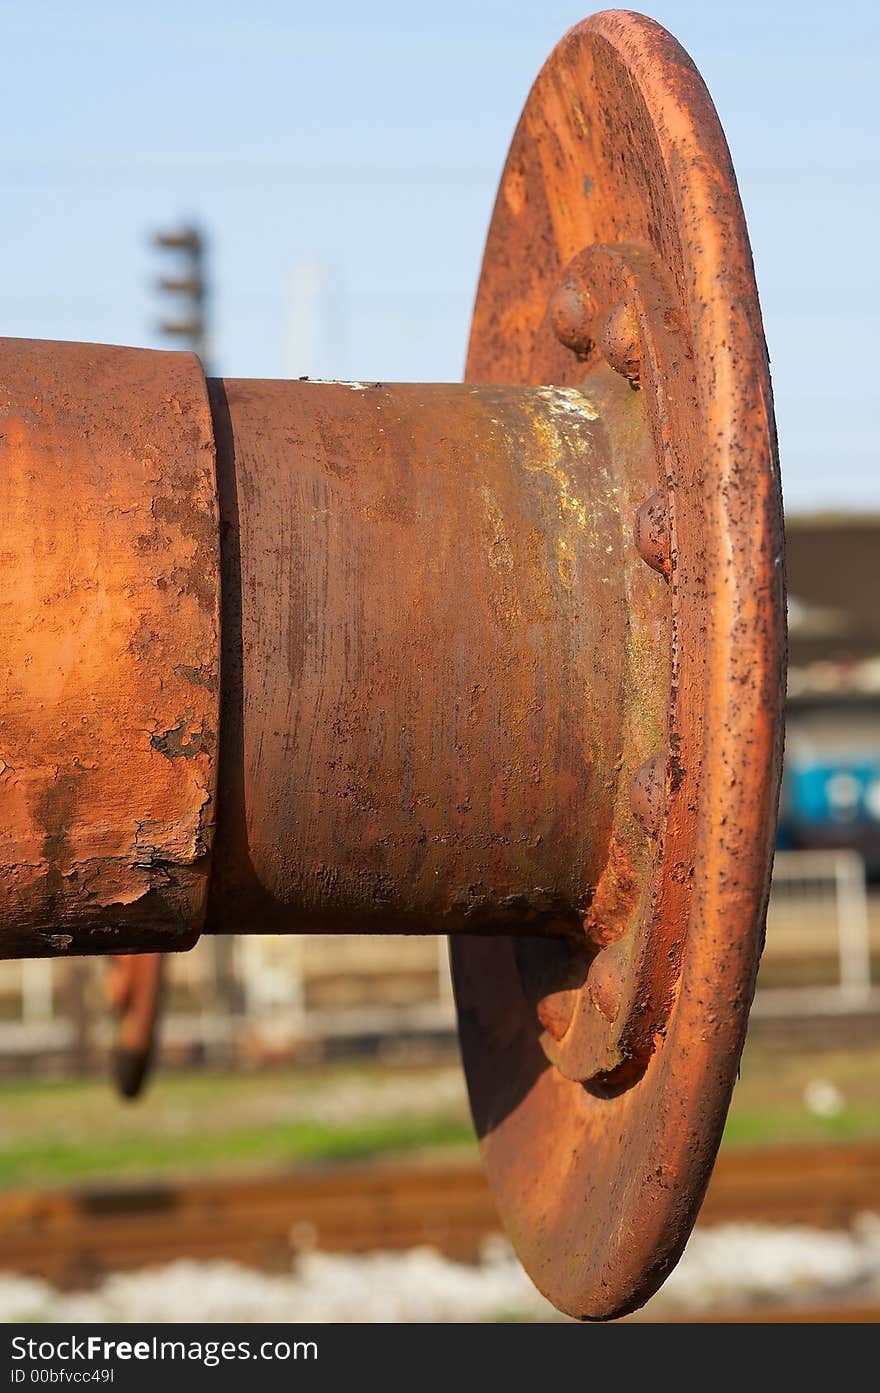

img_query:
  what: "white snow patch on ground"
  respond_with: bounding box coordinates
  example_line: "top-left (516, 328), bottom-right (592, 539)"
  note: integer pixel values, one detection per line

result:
top-left (648, 1214), bottom-right (880, 1315)
top-left (0, 1219), bottom-right (878, 1322)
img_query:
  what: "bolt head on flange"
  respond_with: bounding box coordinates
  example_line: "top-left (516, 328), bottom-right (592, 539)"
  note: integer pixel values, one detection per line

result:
top-left (549, 277), bottom-right (596, 356)
top-left (600, 300), bottom-right (641, 386)
top-left (635, 492), bottom-right (672, 581)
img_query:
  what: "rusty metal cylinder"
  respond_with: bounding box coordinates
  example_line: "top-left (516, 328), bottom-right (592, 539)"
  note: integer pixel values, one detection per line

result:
top-left (0, 339), bottom-right (219, 959)
top-left (0, 341), bottom-right (656, 954)
top-left (206, 378), bottom-right (638, 937)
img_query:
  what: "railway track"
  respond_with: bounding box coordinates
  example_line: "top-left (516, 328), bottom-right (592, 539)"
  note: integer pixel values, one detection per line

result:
top-left (0, 1140), bottom-right (877, 1292)
top-left (652, 1302), bottom-right (880, 1323)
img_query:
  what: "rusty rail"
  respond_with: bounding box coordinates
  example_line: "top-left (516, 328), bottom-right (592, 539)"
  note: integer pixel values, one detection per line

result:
top-left (0, 1142), bottom-right (875, 1295)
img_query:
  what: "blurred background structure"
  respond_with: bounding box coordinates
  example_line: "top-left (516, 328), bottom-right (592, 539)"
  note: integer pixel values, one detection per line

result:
top-left (0, 0), bottom-right (877, 1323)
top-left (5, 0), bottom-right (879, 515)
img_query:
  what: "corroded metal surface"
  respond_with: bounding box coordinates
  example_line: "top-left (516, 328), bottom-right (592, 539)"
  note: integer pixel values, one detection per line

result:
top-left (0, 7), bottom-right (784, 1327)
top-left (453, 10), bottom-right (785, 1319)
top-left (0, 341), bottom-right (221, 957)
top-left (205, 378), bottom-right (662, 939)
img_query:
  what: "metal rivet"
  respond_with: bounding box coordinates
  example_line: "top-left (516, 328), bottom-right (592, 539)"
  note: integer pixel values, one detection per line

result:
top-left (537, 991), bottom-right (576, 1041)
top-left (588, 949), bottom-right (624, 1023)
top-left (549, 277), bottom-right (595, 356)
top-left (634, 491), bottom-right (671, 580)
top-left (599, 300), bottom-right (641, 386)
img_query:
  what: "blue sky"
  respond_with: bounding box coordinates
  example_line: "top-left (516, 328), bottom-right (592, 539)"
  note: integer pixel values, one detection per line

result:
top-left (3, 1), bottom-right (878, 512)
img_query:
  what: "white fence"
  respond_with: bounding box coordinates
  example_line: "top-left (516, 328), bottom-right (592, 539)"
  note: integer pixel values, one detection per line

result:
top-left (754, 848), bottom-right (878, 1016)
top-left (0, 933), bottom-right (457, 1064)
top-left (0, 849), bottom-right (875, 1062)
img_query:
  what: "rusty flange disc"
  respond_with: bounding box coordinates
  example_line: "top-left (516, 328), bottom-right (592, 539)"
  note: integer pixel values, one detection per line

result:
top-left (453, 11), bottom-right (785, 1319)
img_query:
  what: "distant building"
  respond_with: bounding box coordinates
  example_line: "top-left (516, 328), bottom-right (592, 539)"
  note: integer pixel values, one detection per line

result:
top-left (783, 514), bottom-right (880, 877)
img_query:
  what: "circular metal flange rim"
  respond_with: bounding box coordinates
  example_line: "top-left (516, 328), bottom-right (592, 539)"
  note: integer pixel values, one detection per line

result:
top-left (452, 10), bottom-right (785, 1320)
